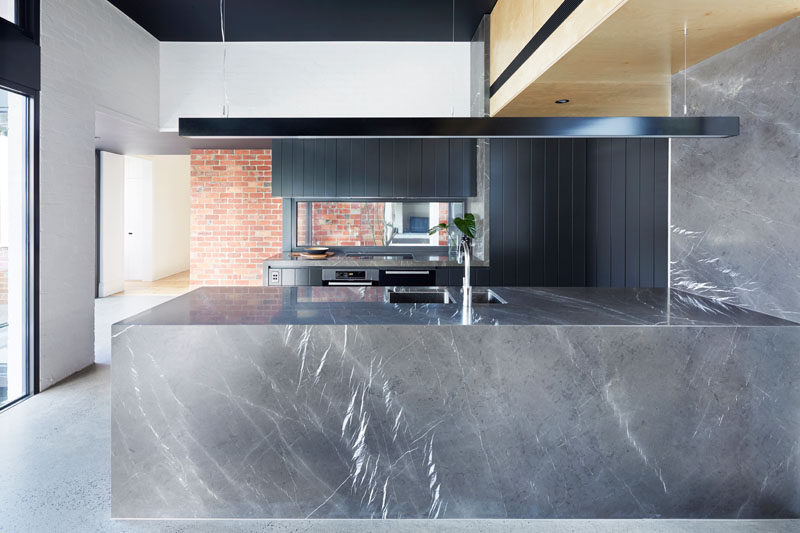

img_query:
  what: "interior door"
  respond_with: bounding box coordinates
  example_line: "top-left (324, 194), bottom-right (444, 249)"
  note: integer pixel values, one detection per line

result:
top-left (124, 176), bottom-right (143, 281)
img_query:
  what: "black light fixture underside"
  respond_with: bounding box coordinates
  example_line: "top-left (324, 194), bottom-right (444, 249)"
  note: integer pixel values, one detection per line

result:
top-left (179, 116), bottom-right (739, 139)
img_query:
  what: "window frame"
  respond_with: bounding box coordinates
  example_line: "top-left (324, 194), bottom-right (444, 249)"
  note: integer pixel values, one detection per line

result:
top-left (288, 198), bottom-right (464, 256)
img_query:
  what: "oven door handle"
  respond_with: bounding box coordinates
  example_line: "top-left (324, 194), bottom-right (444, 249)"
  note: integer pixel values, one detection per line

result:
top-left (327, 281), bottom-right (374, 286)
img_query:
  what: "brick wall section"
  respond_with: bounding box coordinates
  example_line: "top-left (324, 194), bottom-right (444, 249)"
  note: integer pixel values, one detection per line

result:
top-left (310, 202), bottom-right (386, 246)
top-left (438, 204), bottom-right (449, 245)
top-left (190, 149), bottom-right (281, 286)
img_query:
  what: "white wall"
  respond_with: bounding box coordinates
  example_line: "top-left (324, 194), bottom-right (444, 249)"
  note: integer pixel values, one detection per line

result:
top-left (143, 155), bottom-right (190, 280)
top-left (159, 42), bottom-right (471, 130)
top-left (40, 0), bottom-right (159, 389)
top-left (98, 152), bottom-right (125, 297)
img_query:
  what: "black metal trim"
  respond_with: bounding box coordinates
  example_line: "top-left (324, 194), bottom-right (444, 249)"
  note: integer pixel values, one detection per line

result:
top-left (489, 0), bottom-right (583, 97)
top-left (180, 117), bottom-right (740, 139)
top-left (288, 198), bottom-right (459, 255)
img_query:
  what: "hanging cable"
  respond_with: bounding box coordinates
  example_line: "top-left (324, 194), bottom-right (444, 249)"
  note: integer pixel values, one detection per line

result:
top-left (220, 0), bottom-right (230, 117)
top-left (683, 24), bottom-right (688, 115)
top-left (450, 0), bottom-right (455, 116)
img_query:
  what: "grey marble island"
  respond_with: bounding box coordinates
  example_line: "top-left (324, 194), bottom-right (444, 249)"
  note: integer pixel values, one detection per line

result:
top-left (112, 287), bottom-right (800, 519)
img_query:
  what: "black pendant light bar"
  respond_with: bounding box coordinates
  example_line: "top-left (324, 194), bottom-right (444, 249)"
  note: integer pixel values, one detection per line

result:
top-left (179, 116), bottom-right (739, 139)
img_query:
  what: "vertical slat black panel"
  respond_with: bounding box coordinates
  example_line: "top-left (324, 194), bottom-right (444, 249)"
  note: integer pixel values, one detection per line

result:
top-left (364, 139), bottom-right (380, 197)
top-left (639, 139), bottom-right (655, 287)
top-left (625, 139), bottom-right (641, 287)
top-left (557, 139), bottom-right (573, 286)
top-left (586, 141), bottom-right (598, 287)
top-left (610, 139), bottom-right (626, 287)
top-left (596, 140), bottom-right (612, 287)
top-left (336, 140), bottom-right (351, 197)
top-left (271, 140), bottom-right (282, 197)
top-left (448, 139), bottom-right (466, 198)
top-left (303, 141), bottom-right (315, 196)
top-left (653, 139), bottom-right (669, 288)
top-left (489, 139), bottom-right (503, 286)
top-left (421, 140), bottom-right (436, 197)
top-left (350, 139), bottom-right (366, 197)
top-left (324, 140), bottom-right (336, 197)
top-left (407, 139), bottom-right (422, 197)
top-left (393, 139), bottom-right (409, 197)
top-left (379, 140), bottom-right (394, 197)
top-left (516, 140), bottom-right (532, 287)
top-left (543, 139), bottom-right (559, 285)
top-left (502, 139), bottom-right (517, 285)
top-left (572, 139), bottom-right (587, 287)
top-left (312, 139), bottom-right (325, 196)
top-left (434, 139), bottom-right (448, 197)
top-left (487, 137), bottom-right (669, 289)
top-left (291, 139), bottom-right (304, 197)
top-left (461, 140), bottom-right (476, 196)
top-left (531, 140), bottom-right (545, 286)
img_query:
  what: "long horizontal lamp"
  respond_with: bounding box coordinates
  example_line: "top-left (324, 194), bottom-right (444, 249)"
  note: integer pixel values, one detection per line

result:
top-left (178, 116), bottom-right (739, 139)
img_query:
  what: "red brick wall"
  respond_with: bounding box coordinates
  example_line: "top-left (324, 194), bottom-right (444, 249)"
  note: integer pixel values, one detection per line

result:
top-left (303, 202), bottom-right (386, 246)
top-left (190, 149), bottom-right (281, 286)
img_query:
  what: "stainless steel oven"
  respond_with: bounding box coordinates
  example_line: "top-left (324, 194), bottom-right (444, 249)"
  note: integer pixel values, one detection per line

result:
top-left (322, 269), bottom-right (379, 286)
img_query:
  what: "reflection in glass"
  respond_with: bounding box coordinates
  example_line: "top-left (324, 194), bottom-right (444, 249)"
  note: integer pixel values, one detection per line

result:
top-left (0, 88), bottom-right (30, 408)
top-left (296, 201), bottom-right (462, 248)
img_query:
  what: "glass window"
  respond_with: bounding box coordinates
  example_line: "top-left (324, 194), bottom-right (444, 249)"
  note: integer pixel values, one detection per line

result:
top-left (295, 201), bottom-right (463, 248)
top-left (0, 87), bottom-right (31, 409)
top-left (0, 0), bottom-right (16, 24)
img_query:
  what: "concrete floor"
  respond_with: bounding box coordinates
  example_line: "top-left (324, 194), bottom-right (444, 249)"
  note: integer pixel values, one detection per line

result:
top-left (0, 293), bottom-right (796, 532)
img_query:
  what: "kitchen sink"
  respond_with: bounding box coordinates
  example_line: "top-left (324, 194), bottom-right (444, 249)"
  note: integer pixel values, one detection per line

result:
top-left (386, 288), bottom-right (454, 304)
top-left (470, 289), bottom-right (507, 304)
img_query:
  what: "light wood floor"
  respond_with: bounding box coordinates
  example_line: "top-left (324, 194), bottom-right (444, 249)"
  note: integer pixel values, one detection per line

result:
top-left (115, 271), bottom-right (191, 296)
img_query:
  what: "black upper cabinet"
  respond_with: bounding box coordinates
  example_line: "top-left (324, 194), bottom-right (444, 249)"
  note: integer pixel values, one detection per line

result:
top-left (272, 139), bottom-right (476, 198)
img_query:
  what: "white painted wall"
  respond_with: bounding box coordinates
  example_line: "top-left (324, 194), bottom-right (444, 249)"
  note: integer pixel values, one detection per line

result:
top-left (40, 0), bottom-right (159, 388)
top-left (98, 152), bottom-right (125, 297)
top-left (159, 42), bottom-right (471, 131)
top-left (142, 155), bottom-right (190, 280)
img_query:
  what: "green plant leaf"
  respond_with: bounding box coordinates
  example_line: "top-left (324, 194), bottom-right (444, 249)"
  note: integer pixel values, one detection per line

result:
top-left (453, 213), bottom-right (476, 239)
top-left (428, 222), bottom-right (448, 235)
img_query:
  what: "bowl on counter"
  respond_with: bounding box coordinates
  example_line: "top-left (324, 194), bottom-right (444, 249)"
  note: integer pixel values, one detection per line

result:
top-left (305, 247), bottom-right (330, 254)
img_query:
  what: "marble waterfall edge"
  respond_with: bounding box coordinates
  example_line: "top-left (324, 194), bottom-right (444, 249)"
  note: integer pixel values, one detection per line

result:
top-left (112, 322), bottom-right (800, 519)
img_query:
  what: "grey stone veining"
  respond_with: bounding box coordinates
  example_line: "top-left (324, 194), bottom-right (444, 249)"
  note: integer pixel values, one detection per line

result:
top-left (468, 15), bottom-right (491, 262)
top-left (671, 16), bottom-right (800, 322)
top-left (113, 286), bottom-right (796, 327)
top-left (112, 320), bottom-right (800, 519)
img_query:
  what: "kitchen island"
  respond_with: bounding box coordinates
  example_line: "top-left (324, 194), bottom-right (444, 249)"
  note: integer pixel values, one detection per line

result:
top-left (112, 286), bottom-right (800, 519)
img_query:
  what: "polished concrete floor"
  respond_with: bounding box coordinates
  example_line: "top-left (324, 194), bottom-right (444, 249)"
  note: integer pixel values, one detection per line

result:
top-left (0, 293), bottom-right (796, 532)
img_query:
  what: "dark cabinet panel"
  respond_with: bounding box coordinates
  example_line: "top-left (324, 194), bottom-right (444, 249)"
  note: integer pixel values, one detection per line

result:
top-left (489, 138), bottom-right (668, 288)
top-left (271, 139), bottom-right (477, 198)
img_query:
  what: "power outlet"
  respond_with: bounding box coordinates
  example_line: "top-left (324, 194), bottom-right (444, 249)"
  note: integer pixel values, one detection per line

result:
top-left (268, 269), bottom-right (282, 286)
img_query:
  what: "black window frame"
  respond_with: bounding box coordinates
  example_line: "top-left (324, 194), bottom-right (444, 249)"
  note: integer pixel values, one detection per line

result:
top-left (288, 198), bottom-right (464, 256)
top-left (0, 0), bottom-right (39, 410)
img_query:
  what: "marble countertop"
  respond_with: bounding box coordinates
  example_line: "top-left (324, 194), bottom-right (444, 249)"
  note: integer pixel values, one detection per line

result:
top-left (115, 286), bottom-right (797, 327)
top-left (263, 252), bottom-right (488, 268)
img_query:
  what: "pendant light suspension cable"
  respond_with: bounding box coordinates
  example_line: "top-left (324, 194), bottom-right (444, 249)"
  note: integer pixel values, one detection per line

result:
top-left (220, 0), bottom-right (230, 117)
top-left (683, 24), bottom-right (688, 115)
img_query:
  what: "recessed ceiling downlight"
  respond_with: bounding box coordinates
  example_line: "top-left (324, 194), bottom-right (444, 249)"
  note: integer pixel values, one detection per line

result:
top-left (555, 99), bottom-right (570, 104)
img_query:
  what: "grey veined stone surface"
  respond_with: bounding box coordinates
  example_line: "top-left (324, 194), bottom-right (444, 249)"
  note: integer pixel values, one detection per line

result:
top-left (112, 321), bottom-right (800, 519)
top-left (671, 16), bottom-right (800, 322)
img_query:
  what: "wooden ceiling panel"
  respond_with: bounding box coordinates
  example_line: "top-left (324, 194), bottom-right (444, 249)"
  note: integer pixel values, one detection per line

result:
top-left (490, 0), bottom-right (800, 117)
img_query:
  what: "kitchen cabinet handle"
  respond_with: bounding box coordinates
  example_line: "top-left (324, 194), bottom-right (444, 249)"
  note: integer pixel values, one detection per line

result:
top-left (384, 271), bottom-right (430, 275)
top-left (327, 282), bottom-right (373, 286)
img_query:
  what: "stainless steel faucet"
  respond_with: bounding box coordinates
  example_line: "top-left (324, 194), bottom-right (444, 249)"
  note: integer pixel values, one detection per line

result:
top-left (457, 236), bottom-right (472, 311)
